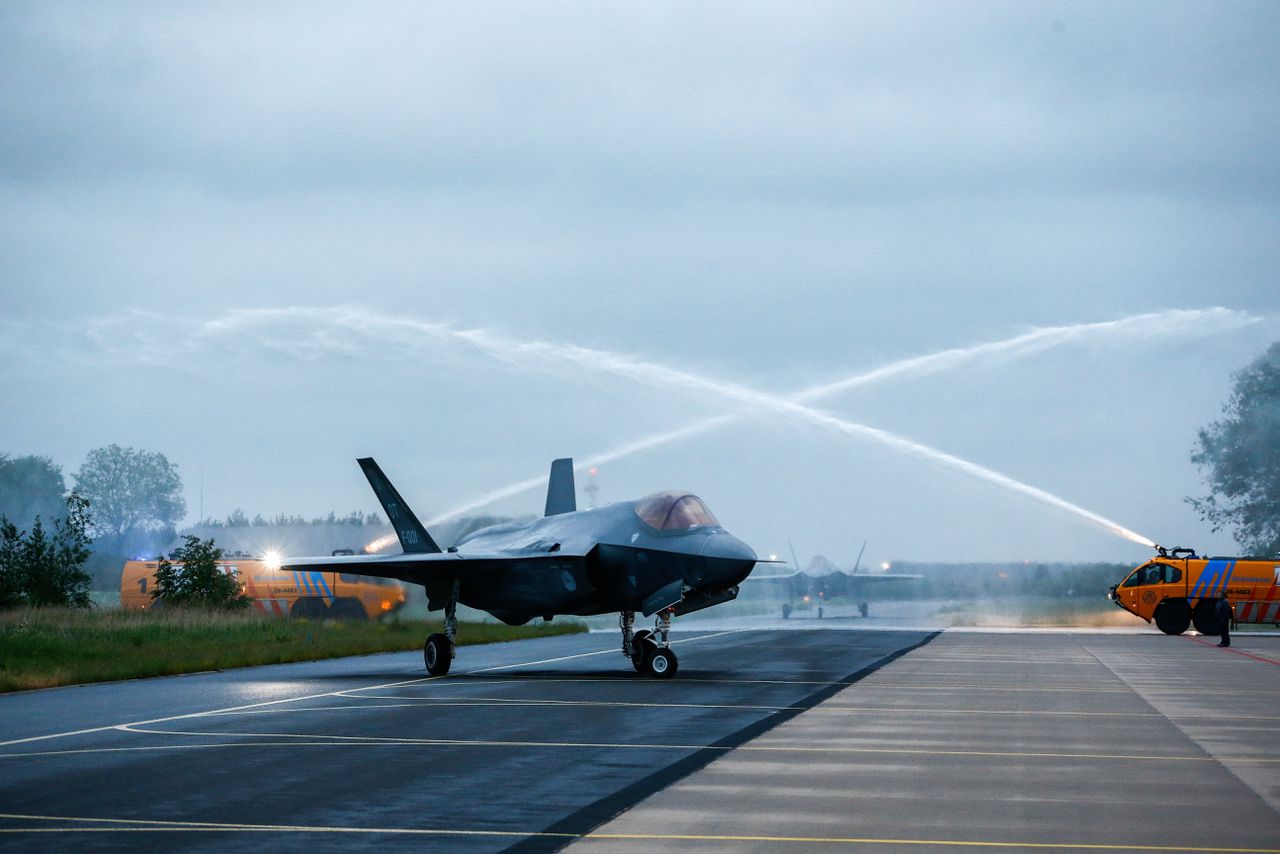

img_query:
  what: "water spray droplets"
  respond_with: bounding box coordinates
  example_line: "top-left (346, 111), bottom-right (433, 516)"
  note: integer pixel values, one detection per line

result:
top-left (190, 306), bottom-right (1251, 548)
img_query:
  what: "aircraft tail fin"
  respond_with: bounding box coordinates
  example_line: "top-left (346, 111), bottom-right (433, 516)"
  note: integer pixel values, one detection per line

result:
top-left (544, 458), bottom-right (576, 517)
top-left (357, 457), bottom-right (442, 554)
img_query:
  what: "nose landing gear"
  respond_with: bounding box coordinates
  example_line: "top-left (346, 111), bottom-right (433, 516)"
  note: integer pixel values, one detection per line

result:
top-left (620, 609), bottom-right (678, 678)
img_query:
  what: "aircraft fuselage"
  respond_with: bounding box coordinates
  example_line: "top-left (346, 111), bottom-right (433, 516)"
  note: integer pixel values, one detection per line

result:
top-left (427, 500), bottom-right (757, 624)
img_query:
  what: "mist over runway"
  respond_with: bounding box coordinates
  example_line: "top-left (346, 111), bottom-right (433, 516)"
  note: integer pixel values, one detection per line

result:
top-left (2, 628), bottom-right (1277, 852)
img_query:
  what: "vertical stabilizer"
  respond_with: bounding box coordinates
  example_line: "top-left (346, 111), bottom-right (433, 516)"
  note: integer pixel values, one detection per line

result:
top-left (544, 458), bottom-right (576, 516)
top-left (357, 457), bottom-right (442, 554)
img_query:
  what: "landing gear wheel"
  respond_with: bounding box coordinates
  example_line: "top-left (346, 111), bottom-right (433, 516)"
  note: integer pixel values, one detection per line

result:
top-left (424, 632), bottom-right (453, 676)
top-left (631, 630), bottom-right (652, 670)
top-left (1154, 599), bottom-right (1191, 635)
top-left (646, 646), bottom-right (677, 679)
top-left (1191, 600), bottom-right (1221, 636)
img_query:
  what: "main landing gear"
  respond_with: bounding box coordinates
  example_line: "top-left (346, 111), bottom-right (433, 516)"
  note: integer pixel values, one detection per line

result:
top-left (424, 579), bottom-right (459, 677)
top-left (621, 609), bottom-right (678, 679)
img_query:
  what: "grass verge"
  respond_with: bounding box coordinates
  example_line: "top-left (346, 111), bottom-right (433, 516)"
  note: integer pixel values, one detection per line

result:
top-left (0, 607), bottom-right (586, 693)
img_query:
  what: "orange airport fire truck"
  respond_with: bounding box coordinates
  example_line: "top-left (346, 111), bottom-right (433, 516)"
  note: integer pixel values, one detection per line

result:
top-left (121, 556), bottom-right (407, 620)
top-left (1109, 546), bottom-right (1280, 635)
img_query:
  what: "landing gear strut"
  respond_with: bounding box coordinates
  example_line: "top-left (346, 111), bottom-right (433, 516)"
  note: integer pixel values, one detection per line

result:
top-left (620, 608), bottom-right (678, 678)
top-left (425, 578), bottom-right (459, 677)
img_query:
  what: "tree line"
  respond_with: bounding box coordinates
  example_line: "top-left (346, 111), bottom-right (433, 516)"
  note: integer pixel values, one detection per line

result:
top-left (1, 445), bottom-right (186, 561)
top-left (1, 445), bottom-right (183, 606)
top-left (198, 509), bottom-right (383, 528)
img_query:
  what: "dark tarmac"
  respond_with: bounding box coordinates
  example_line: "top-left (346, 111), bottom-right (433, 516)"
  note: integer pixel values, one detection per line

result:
top-left (1, 628), bottom-right (1278, 852)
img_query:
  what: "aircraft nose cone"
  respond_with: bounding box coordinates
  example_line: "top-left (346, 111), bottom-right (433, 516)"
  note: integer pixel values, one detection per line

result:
top-left (698, 534), bottom-right (757, 588)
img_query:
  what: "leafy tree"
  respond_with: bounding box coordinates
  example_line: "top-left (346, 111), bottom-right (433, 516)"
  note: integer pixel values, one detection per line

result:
top-left (1189, 341), bottom-right (1280, 556)
top-left (0, 454), bottom-right (66, 532)
top-left (0, 493), bottom-right (94, 608)
top-left (0, 518), bottom-right (25, 608)
top-left (73, 445), bottom-right (186, 549)
top-left (153, 536), bottom-right (248, 609)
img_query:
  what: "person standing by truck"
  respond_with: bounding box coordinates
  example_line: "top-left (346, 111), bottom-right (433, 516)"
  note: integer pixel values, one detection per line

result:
top-left (1215, 595), bottom-right (1233, 647)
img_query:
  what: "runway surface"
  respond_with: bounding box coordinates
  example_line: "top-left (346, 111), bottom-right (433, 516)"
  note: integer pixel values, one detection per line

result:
top-left (1, 627), bottom-right (1278, 852)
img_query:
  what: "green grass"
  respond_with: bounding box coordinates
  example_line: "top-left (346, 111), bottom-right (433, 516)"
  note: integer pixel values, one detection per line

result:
top-left (0, 607), bottom-right (586, 693)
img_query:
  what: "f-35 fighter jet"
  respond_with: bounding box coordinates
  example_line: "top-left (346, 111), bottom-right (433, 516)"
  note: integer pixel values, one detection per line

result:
top-left (282, 458), bottom-right (759, 678)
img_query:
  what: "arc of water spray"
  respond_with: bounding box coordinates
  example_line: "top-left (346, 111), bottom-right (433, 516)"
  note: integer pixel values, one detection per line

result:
top-left (445, 329), bottom-right (1161, 546)
top-left (421, 308), bottom-right (1251, 540)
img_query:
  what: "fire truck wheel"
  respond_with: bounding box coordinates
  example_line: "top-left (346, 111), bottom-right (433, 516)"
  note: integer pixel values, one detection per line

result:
top-left (1191, 600), bottom-right (1221, 636)
top-left (423, 633), bottom-right (453, 676)
top-left (331, 598), bottom-right (367, 621)
top-left (1153, 599), bottom-right (1191, 635)
top-left (290, 597), bottom-right (325, 619)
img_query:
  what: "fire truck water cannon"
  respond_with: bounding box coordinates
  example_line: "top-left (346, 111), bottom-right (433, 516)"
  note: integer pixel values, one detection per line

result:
top-left (1153, 545), bottom-right (1199, 560)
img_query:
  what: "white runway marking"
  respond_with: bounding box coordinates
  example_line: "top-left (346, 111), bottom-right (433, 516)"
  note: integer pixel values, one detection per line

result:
top-left (0, 674), bottom-right (441, 748)
top-left (8, 725), bottom-right (1276, 766)
top-left (0, 631), bottom-right (743, 749)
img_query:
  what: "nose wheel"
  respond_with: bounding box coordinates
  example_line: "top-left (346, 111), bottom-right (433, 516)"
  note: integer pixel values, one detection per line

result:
top-left (620, 609), bottom-right (678, 678)
top-left (644, 645), bottom-right (678, 678)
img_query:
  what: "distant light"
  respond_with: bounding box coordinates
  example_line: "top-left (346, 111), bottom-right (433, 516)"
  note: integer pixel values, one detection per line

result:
top-left (880, 562), bottom-right (891, 571)
top-left (802, 595), bottom-right (811, 603)
top-left (263, 550), bottom-right (283, 570)
top-left (768, 554), bottom-right (778, 561)
top-left (365, 534), bottom-right (397, 553)
top-left (380, 601), bottom-right (392, 611)
top-left (589, 467), bottom-right (598, 477)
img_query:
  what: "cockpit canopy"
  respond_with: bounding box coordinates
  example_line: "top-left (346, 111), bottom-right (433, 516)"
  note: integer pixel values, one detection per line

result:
top-left (634, 491), bottom-right (720, 531)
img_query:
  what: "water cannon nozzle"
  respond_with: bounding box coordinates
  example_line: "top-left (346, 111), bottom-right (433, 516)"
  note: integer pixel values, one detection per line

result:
top-left (1156, 545), bottom-right (1199, 560)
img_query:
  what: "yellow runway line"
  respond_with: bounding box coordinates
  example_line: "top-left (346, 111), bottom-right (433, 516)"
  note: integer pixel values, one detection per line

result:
top-left (3, 724), bottom-right (1265, 766)
top-left (203, 697), bottom-right (1280, 721)
top-left (1, 812), bottom-right (1278, 852)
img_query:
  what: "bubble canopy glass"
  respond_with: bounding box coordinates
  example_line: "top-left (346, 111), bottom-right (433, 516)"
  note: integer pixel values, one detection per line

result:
top-left (634, 491), bottom-right (720, 531)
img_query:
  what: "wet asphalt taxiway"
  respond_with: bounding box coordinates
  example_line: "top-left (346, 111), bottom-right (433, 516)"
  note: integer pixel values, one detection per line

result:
top-left (1, 627), bottom-right (1278, 852)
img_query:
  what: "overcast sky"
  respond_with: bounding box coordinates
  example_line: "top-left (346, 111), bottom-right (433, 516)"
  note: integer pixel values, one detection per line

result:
top-left (2, 1), bottom-right (1278, 566)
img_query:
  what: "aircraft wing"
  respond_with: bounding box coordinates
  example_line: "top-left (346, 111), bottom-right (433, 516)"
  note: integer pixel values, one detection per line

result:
top-left (281, 549), bottom-right (588, 587)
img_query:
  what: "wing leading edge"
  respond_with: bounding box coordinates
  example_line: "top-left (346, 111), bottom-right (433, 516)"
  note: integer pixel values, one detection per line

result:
top-left (281, 550), bottom-right (587, 587)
